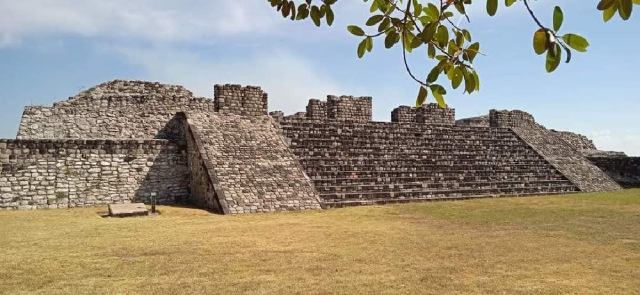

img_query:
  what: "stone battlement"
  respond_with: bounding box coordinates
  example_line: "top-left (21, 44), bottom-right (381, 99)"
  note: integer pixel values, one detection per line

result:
top-left (391, 103), bottom-right (456, 125)
top-left (214, 84), bottom-right (268, 116)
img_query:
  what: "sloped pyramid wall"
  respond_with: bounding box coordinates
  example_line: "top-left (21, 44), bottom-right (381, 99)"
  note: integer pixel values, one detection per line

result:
top-left (489, 110), bottom-right (622, 192)
top-left (181, 112), bottom-right (322, 214)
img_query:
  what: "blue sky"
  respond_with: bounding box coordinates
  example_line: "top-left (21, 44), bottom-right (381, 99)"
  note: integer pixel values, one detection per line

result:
top-left (0, 0), bottom-right (638, 155)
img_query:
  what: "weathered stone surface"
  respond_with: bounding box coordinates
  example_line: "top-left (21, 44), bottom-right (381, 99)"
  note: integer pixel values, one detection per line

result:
top-left (183, 112), bottom-right (322, 214)
top-left (456, 115), bottom-right (490, 127)
top-left (108, 203), bottom-right (149, 217)
top-left (0, 139), bottom-right (189, 210)
top-left (17, 80), bottom-right (214, 141)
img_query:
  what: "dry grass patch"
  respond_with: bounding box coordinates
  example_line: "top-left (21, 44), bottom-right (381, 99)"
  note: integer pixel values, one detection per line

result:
top-left (1, 190), bottom-right (640, 294)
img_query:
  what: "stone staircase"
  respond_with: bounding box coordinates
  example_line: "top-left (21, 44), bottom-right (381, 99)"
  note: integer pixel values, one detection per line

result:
top-left (510, 125), bottom-right (622, 192)
top-left (279, 119), bottom-right (579, 207)
top-left (183, 113), bottom-right (322, 214)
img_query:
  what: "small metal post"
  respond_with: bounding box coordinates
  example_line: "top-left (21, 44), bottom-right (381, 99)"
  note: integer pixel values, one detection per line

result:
top-left (150, 192), bottom-right (156, 214)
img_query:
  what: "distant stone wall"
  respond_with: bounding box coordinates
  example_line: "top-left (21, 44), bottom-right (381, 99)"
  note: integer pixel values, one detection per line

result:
top-left (415, 103), bottom-right (455, 125)
top-left (17, 80), bottom-right (214, 141)
top-left (456, 115), bottom-right (489, 127)
top-left (327, 95), bottom-right (372, 122)
top-left (214, 84), bottom-right (268, 116)
top-left (587, 156), bottom-right (640, 188)
top-left (0, 139), bottom-right (189, 210)
top-left (551, 130), bottom-right (597, 151)
top-left (306, 99), bottom-right (327, 120)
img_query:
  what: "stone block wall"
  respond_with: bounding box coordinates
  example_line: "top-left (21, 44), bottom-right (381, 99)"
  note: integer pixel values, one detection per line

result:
top-left (0, 139), bottom-right (189, 210)
top-left (214, 84), bottom-right (268, 116)
top-left (489, 109), bottom-right (537, 128)
top-left (390, 104), bottom-right (455, 125)
top-left (327, 95), bottom-right (372, 122)
top-left (552, 130), bottom-right (597, 151)
top-left (415, 103), bottom-right (455, 125)
top-left (17, 80), bottom-right (214, 141)
top-left (456, 115), bottom-right (489, 127)
top-left (587, 156), bottom-right (640, 188)
top-left (391, 106), bottom-right (416, 123)
top-left (306, 99), bottom-right (327, 119)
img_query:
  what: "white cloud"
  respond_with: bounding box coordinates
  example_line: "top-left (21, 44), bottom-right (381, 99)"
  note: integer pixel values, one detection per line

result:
top-left (0, 0), bottom-right (287, 44)
top-left (588, 130), bottom-right (640, 156)
top-left (106, 44), bottom-right (348, 115)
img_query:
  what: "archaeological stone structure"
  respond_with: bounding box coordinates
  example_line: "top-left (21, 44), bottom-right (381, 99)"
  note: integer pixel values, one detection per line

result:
top-left (1, 79), bottom-right (636, 213)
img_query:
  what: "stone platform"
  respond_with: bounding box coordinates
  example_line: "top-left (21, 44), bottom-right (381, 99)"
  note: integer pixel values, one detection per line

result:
top-left (108, 203), bottom-right (149, 217)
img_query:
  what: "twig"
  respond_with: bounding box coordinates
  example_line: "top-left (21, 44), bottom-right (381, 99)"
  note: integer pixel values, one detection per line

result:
top-left (401, 0), bottom-right (429, 87)
top-left (523, 0), bottom-right (544, 29)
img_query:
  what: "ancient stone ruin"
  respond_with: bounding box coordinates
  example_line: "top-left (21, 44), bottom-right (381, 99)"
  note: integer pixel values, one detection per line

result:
top-left (1, 80), bottom-right (637, 213)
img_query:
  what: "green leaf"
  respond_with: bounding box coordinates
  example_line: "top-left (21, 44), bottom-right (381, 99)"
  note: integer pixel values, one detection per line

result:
top-left (463, 69), bottom-right (476, 94)
top-left (604, 4), bottom-right (617, 21)
top-left (425, 3), bottom-right (440, 21)
top-left (430, 84), bottom-right (447, 108)
top-left (369, 0), bottom-right (379, 13)
top-left (416, 86), bottom-right (428, 107)
top-left (378, 17), bottom-right (390, 32)
top-left (347, 25), bottom-right (365, 36)
top-left (505, 0), bottom-right (516, 7)
top-left (428, 43), bottom-right (436, 58)
top-left (634, 0), bottom-right (640, 4)
top-left (597, 0), bottom-right (616, 10)
top-left (487, 0), bottom-right (498, 16)
top-left (357, 39), bottom-right (367, 58)
top-left (462, 29), bottom-right (471, 42)
top-left (562, 33), bottom-right (589, 52)
top-left (366, 15), bottom-right (384, 26)
top-left (325, 6), bottom-right (334, 25)
top-left (545, 43), bottom-right (562, 73)
top-left (553, 6), bottom-right (563, 32)
top-left (467, 42), bottom-right (480, 62)
top-left (452, 67), bottom-right (463, 89)
top-left (473, 70), bottom-right (480, 91)
top-left (435, 25), bottom-right (449, 45)
top-left (310, 6), bottom-right (321, 26)
top-left (533, 28), bottom-right (547, 55)
top-left (427, 66), bottom-right (441, 83)
top-left (385, 31), bottom-right (399, 48)
top-left (619, 0), bottom-right (633, 20)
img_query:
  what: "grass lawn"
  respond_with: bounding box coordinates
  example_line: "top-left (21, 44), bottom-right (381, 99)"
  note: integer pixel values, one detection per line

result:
top-left (1, 190), bottom-right (640, 295)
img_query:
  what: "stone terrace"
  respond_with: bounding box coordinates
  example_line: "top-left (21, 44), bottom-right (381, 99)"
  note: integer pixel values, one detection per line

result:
top-left (279, 119), bottom-right (579, 207)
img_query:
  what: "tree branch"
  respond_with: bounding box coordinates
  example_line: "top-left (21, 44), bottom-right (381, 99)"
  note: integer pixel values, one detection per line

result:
top-left (401, 0), bottom-right (429, 87)
top-left (523, 0), bottom-right (545, 29)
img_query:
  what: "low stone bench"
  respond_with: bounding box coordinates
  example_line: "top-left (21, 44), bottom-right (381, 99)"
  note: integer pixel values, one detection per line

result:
top-left (108, 203), bottom-right (149, 217)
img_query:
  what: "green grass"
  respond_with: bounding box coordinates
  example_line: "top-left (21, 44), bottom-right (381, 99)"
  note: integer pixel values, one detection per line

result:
top-left (1, 189), bottom-right (640, 295)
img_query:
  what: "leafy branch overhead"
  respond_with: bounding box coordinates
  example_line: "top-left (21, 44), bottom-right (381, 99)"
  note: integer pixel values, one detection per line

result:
top-left (268, 0), bottom-right (639, 108)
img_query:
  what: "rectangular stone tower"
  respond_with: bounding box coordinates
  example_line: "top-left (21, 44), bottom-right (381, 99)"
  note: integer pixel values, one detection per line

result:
top-left (214, 84), bottom-right (268, 116)
top-left (326, 95), bottom-right (372, 122)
